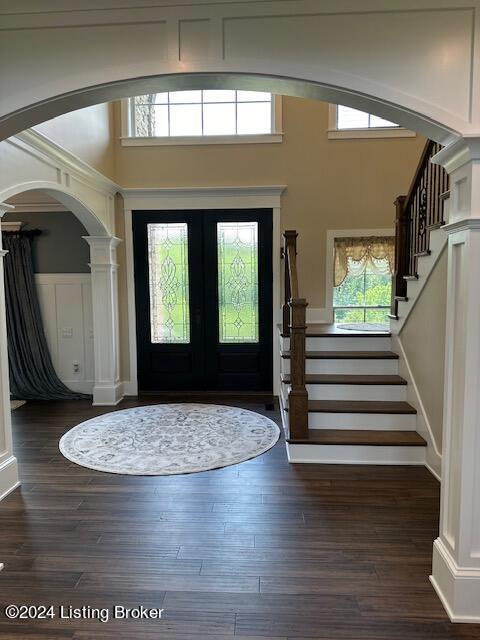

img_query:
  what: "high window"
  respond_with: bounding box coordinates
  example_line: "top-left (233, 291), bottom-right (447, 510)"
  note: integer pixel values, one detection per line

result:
top-left (328, 105), bottom-right (415, 139)
top-left (336, 105), bottom-right (399, 130)
top-left (125, 90), bottom-right (282, 145)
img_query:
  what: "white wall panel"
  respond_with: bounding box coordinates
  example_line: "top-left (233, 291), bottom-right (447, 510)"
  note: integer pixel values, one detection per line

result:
top-left (35, 274), bottom-right (94, 394)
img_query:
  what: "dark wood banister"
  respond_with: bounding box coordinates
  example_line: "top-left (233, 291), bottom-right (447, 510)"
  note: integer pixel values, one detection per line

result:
top-left (282, 230), bottom-right (309, 440)
top-left (390, 139), bottom-right (449, 318)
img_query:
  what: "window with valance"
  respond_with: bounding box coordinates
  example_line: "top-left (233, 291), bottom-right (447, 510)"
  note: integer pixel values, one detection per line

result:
top-left (334, 236), bottom-right (395, 287)
top-left (333, 235), bottom-right (395, 326)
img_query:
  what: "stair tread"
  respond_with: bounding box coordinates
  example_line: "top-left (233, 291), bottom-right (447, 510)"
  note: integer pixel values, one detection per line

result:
top-left (297, 400), bottom-right (417, 414)
top-left (281, 350), bottom-right (399, 360)
top-left (287, 429), bottom-right (426, 446)
top-left (279, 323), bottom-right (390, 338)
top-left (281, 374), bottom-right (407, 385)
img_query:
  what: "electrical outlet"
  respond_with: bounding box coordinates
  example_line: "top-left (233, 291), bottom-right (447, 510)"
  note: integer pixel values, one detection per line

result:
top-left (73, 361), bottom-right (80, 374)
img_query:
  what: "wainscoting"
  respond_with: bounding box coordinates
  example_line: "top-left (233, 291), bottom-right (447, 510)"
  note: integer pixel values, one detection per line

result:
top-left (35, 273), bottom-right (94, 394)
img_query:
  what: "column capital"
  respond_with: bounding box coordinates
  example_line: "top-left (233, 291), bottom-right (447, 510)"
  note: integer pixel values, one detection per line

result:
top-left (432, 136), bottom-right (480, 174)
top-left (82, 235), bottom-right (122, 249)
top-left (83, 235), bottom-right (121, 268)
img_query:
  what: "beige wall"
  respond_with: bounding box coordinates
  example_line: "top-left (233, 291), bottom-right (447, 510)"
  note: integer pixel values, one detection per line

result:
top-left (399, 249), bottom-right (447, 453)
top-left (114, 97), bottom-right (425, 309)
top-left (34, 103), bottom-right (115, 181)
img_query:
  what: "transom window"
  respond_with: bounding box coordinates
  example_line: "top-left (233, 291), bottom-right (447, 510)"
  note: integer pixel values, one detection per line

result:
top-left (336, 105), bottom-right (399, 130)
top-left (131, 90), bottom-right (273, 138)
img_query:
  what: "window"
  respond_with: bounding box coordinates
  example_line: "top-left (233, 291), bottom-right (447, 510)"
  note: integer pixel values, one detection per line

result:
top-left (333, 265), bottom-right (392, 326)
top-left (217, 221), bottom-right (259, 343)
top-left (123, 90), bottom-right (283, 146)
top-left (328, 104), bottom-right (415, 139)
top-left (337, 105), bottom-right (399, 130)
top-left (332, 235), bottom-right (395, 328)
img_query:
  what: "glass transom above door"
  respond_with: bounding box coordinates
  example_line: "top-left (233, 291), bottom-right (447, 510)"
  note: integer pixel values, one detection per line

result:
top-left (147, 222), bottom-right (190, 343)
top-left (217, 221), bottom-right (259, 343)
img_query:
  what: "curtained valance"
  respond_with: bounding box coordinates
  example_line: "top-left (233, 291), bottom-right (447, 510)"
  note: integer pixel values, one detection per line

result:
top-left (334, 236), bottom-right (395, 287)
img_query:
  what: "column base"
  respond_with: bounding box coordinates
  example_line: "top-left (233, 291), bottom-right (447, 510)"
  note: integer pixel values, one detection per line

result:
top-left (431, 538), bottom-right (480, 623)
top-left (0, 455), bottom-right (19, 502)
top-left (92, 382), bottom-right (124, 406)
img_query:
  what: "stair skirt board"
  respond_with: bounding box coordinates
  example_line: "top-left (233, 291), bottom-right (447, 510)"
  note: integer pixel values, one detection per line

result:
top-left (286, 443), bottom-right (426, 465)
top-left (282, 359), bottom-right (399, 375)
top-left (282, 383), bottom-right (407, 402)
top-left (282, 337), bottom-right (392, 351)
top-left (308, 412), bottom-right (417, 430)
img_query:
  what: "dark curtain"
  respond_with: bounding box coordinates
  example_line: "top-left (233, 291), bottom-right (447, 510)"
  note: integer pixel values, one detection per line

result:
top-left (3, 230), bottom-right (90, 400)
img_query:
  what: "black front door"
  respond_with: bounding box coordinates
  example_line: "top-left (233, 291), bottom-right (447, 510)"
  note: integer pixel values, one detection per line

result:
top-left (133, 209), bottom-right (273, 392)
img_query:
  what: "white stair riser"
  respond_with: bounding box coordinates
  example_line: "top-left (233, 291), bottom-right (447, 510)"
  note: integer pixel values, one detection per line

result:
top-left (293, 383), bottom-right (407, 402)
top-left (308, 411), bottom-right (417, 430)
top-left (282, 358), bottom-right (399, 375)
top-left (282, 336), bottom-right (391, 351)
top-left (286, 443), bottom-right (425, 465)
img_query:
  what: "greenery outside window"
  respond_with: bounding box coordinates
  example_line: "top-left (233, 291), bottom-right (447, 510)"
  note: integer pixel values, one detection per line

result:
top-left (333, 265), bottom-right (392, 326)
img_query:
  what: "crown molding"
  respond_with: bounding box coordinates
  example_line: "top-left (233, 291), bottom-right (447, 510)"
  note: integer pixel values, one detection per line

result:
top-left (122, 185), bottom-right (287, 210)
top-left (5, 202), bottom-right (69, 213)
top-left (11, 129), bottom-right (120, 196)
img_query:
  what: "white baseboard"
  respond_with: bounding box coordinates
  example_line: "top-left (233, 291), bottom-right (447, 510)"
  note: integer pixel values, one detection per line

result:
top-left (122, 379), bottom-right (138, 396)
top-left (0, 455), bottom-right (19, 502)
top-left (392, 334), bottom-right (442, 480)
top-left (431, 538), bottom-right (480, 622)
top-left (92, 381), bottom-right (124, 406)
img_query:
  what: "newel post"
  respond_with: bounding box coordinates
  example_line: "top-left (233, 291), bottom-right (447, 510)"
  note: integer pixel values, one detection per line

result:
top-left (282, 230), bottom-right (297, 336)
top-left (391, 195), bottom-right (408, 314)
top-left (288, 298), bottom-right (309, 440)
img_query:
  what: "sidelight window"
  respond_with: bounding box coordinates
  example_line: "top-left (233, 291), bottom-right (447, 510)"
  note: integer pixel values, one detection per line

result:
top-left (217, 221), bottom-right (259, 343)
top-left (147, 222), bottom-right (190, 344)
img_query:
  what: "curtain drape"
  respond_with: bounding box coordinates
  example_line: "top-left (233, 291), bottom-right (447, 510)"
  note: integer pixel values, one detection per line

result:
top-left (334, 236), bottom-right (395, 287)
top-left (3, 230), bottom-right (90, 400)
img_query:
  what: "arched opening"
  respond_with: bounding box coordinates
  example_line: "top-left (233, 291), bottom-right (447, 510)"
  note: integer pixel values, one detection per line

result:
top-left (1, 73), bottom-right (459, 146)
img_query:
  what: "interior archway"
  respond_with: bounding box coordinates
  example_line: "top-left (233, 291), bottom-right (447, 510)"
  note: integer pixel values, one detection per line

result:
top-left (1, 185), bottom-right (109, 237)
top-left (1, 73), bottom-right (459, 146)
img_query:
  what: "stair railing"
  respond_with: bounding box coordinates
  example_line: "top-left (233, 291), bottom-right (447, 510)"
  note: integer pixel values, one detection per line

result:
top-left (390, 140), bottom-right (449, 318)
top-left (282, 230), bottom-right (309, 440)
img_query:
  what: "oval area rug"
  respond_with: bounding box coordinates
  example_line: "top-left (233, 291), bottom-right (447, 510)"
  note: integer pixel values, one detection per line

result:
top-left (59, 403), bottom-right (280, 475)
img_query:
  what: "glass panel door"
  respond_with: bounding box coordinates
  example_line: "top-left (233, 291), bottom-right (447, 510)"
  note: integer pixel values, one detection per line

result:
top-left (217, 221), bottom-right (259, 343)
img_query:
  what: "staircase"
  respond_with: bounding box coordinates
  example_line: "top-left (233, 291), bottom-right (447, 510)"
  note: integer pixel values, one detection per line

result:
top-left (280, 140), bottom-right (448, 466)
top-left (279, 325), bottom-right (426, 464)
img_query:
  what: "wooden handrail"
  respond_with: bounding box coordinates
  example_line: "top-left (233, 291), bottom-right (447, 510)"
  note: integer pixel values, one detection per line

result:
top-left (282, 230), bottom-right (309, 440)
top-left (390, 140), bottom-right (449, 318)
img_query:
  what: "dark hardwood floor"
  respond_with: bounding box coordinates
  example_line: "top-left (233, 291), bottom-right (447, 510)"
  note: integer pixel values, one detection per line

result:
top-left (1, 398), bottom-right (480, 638)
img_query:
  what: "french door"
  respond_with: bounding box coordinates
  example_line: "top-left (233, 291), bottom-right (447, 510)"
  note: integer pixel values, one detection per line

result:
top-left (133, 209), bottom-right (273, 392)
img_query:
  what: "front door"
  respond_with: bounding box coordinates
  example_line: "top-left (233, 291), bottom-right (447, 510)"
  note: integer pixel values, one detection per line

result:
top-left (133, 209), bottom-right (273, 393)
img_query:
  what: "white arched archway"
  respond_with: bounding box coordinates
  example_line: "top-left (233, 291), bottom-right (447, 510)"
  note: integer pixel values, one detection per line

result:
top-left (1, 0), bottom-right (478, 142)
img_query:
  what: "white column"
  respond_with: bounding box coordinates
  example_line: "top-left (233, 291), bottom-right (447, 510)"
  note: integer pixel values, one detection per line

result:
top-left (430, 138), bottom-right (480, 622)
top-left (0, 204), bottom-right (19, 501)
top-left (83, 236), bottom-right (123, 406)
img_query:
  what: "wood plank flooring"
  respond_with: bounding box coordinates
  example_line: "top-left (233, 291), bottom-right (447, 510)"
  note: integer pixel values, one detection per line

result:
top-left (1, 398), bottom-right (480, 638)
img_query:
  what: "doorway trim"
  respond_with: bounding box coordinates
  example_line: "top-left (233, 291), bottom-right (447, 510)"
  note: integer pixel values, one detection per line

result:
top-left (122, 185), bottom-right (285, 396)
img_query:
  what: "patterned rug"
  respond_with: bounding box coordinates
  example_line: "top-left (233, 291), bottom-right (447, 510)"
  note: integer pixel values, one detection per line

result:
top-left (59, 403), bottom-right (280, 475)
top-left (338, 322), bottom-right (390, 332)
